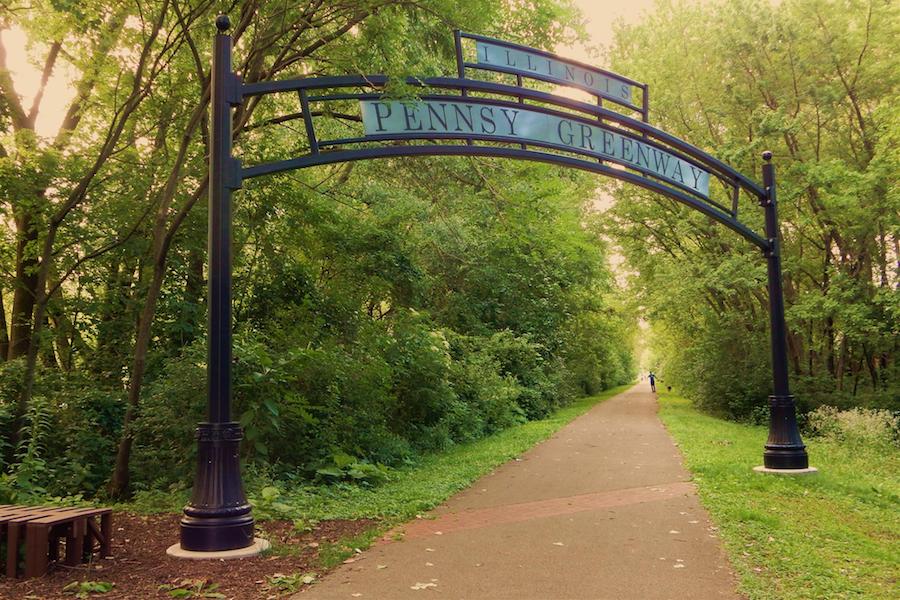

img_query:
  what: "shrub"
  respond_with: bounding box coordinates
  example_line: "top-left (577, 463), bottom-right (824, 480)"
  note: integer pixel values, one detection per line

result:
top-left (806, 405), bottom-right (899, 448)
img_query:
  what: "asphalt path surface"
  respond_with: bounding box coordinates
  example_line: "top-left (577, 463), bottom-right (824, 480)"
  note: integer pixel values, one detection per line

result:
top-left (298, 383), bottom-right (741, 599)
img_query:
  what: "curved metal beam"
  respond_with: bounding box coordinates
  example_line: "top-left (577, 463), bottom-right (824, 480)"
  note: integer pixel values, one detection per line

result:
top-left (241, 144), bottom-right (768, 249)
top-left (241, 74), bottom-right (765, 200)
top-left (319, 92), bottom-right (728, 212)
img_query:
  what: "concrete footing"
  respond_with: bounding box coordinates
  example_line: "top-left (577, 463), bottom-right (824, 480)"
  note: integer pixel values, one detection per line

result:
top-left (753, 466), bottom-right (818, 475)
top-left (166, 538), bottom-right (270, 560)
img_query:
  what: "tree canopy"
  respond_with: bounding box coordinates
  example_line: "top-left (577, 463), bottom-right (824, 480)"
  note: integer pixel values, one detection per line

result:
top-left (605, 0), bottom-right (898, 419)
top-left (0, 0), bottom-right (637, 501)
top-left (0, 0), bottom-right (895, 506)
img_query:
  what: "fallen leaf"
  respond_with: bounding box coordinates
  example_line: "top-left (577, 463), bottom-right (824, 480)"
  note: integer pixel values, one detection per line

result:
top-left (410, 582), bottom-right (438, 590)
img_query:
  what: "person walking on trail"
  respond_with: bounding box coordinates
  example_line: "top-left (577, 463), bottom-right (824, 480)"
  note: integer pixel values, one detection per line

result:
top-left (649, 371), bottom-right (657, 393)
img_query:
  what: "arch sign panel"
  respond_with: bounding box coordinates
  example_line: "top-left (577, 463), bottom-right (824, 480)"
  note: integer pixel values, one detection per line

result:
top-left (173, 17), bottom-right (812, 557)
top-left (361, 99), bottom-right (710, 198)
top-left (471, 37), bottom-right (638, 108)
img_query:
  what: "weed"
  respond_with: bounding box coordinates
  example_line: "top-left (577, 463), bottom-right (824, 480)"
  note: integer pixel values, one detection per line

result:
top-left (266, 572), bottom-right (316, 593)
top-left (62, 581), bottom-right (114, 598)
top-left (158, 579), bottom-right (226, 599)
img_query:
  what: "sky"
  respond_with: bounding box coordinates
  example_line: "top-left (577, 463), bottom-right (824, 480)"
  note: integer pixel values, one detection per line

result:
top-left (562, 0), bottom-right (662, 60)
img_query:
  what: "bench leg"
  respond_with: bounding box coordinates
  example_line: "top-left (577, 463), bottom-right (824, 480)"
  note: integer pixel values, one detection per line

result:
top-left (6, 523), bottom-right (21, 577)
top-left (100, 512), bottom-right (112, 557)
top-left (49, 529), bottom-right (60, 562)
top-left (64, 518), bottom-right (85, 567)
top-left (24, 524), bottom-right (49, 578)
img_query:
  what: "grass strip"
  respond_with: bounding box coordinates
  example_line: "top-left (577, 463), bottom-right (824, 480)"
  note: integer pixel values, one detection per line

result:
top-left (658, 392), bottom-right (899, 600)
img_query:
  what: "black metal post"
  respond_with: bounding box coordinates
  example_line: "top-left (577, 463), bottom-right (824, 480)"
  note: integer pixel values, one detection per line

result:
top-left (179, 15), bottom-right (254, 552)
top-left (760, 151), bottom-right (809, 470)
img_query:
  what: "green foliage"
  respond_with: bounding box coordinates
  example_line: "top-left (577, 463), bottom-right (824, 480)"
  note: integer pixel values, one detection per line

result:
top-left (0, 396), bottom-right (54, 503)
top-left (314, 452), bottom-right (391, 486)
top-left (0, 0), bottom-right (634, 504)
top-left (607, 0), bottom-right (899, 418)
top-left (62, 581), bottom-right (115, 598)
top-left (806, 405), bottom-right (900, 449)
top-left (317, 529), bottom-right (385, 569)
top-left (247, 485), bottom-right (296, 521)
top-left (659, 392), bottom-right (899, 599)
top-left (266, 572), bottom-right (317, 593)
top-left (158, 580), bottom-right (225, 599)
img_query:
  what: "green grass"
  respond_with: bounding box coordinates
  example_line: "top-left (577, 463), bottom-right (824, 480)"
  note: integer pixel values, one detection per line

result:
top-left (658, 392), bottom-right (899, 600)
top-left (317, 527), bottom-right (386, 569)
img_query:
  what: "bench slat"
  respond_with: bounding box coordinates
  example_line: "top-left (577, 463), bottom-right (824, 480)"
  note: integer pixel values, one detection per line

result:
top-left (1, 504), bottom-right (113, 580)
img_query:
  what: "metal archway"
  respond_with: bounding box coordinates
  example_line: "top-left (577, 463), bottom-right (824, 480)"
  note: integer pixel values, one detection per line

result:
top-left (177, 17), bottom-right (810, 554)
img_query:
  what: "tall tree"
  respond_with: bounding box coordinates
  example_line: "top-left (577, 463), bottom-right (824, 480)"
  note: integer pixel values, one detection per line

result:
top-left (604, 0), bottom-right (899, 416)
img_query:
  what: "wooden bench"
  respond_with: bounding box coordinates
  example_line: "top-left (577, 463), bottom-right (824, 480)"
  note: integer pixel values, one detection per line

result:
top-left (0, 505), bottom-right (112, 578)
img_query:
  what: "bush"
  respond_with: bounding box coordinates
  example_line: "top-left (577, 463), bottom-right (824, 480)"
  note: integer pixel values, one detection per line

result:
top-left (806, 405), bottom-right (899, 448)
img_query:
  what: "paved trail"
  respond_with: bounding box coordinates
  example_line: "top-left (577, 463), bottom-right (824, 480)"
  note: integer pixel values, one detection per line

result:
top-left (299, 383), bottom-right (741, 599)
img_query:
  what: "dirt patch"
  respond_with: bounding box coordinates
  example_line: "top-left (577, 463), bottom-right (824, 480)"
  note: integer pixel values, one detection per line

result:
top-left (0, 512), bottom-right (377, 599)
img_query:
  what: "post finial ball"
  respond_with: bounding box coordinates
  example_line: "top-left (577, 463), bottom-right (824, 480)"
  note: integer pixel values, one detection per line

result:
top-left (762, 150), bottom-right (773, 162)
top-left (215, 15), bottom-right (230, 32)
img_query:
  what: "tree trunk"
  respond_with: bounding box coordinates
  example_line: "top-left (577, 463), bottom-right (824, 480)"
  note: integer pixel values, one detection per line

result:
top-left (180, 246), bottom-right (205, 347)
top-left (0, 288), bottom-right (9, 361)
top-left (836, 335), bottom-right (847, 392)
top-left (108, 248), bottom-right (168, 498)
top-left (8, 212), bottom-right (39, 360)
top-left (862, 344), bottom-right (879, 390)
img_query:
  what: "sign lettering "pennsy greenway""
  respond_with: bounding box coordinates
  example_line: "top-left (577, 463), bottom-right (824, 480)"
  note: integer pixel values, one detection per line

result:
top-left (474, 41), bottom-right (635, 105)
top-left (361, 99), bottom-right (710, 199)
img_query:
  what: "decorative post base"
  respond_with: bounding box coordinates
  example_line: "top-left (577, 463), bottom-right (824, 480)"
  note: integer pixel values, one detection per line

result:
top-left (757, 394), bottom-right (815, 473)
top-left (178, 422), bottom-right (255, 552)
